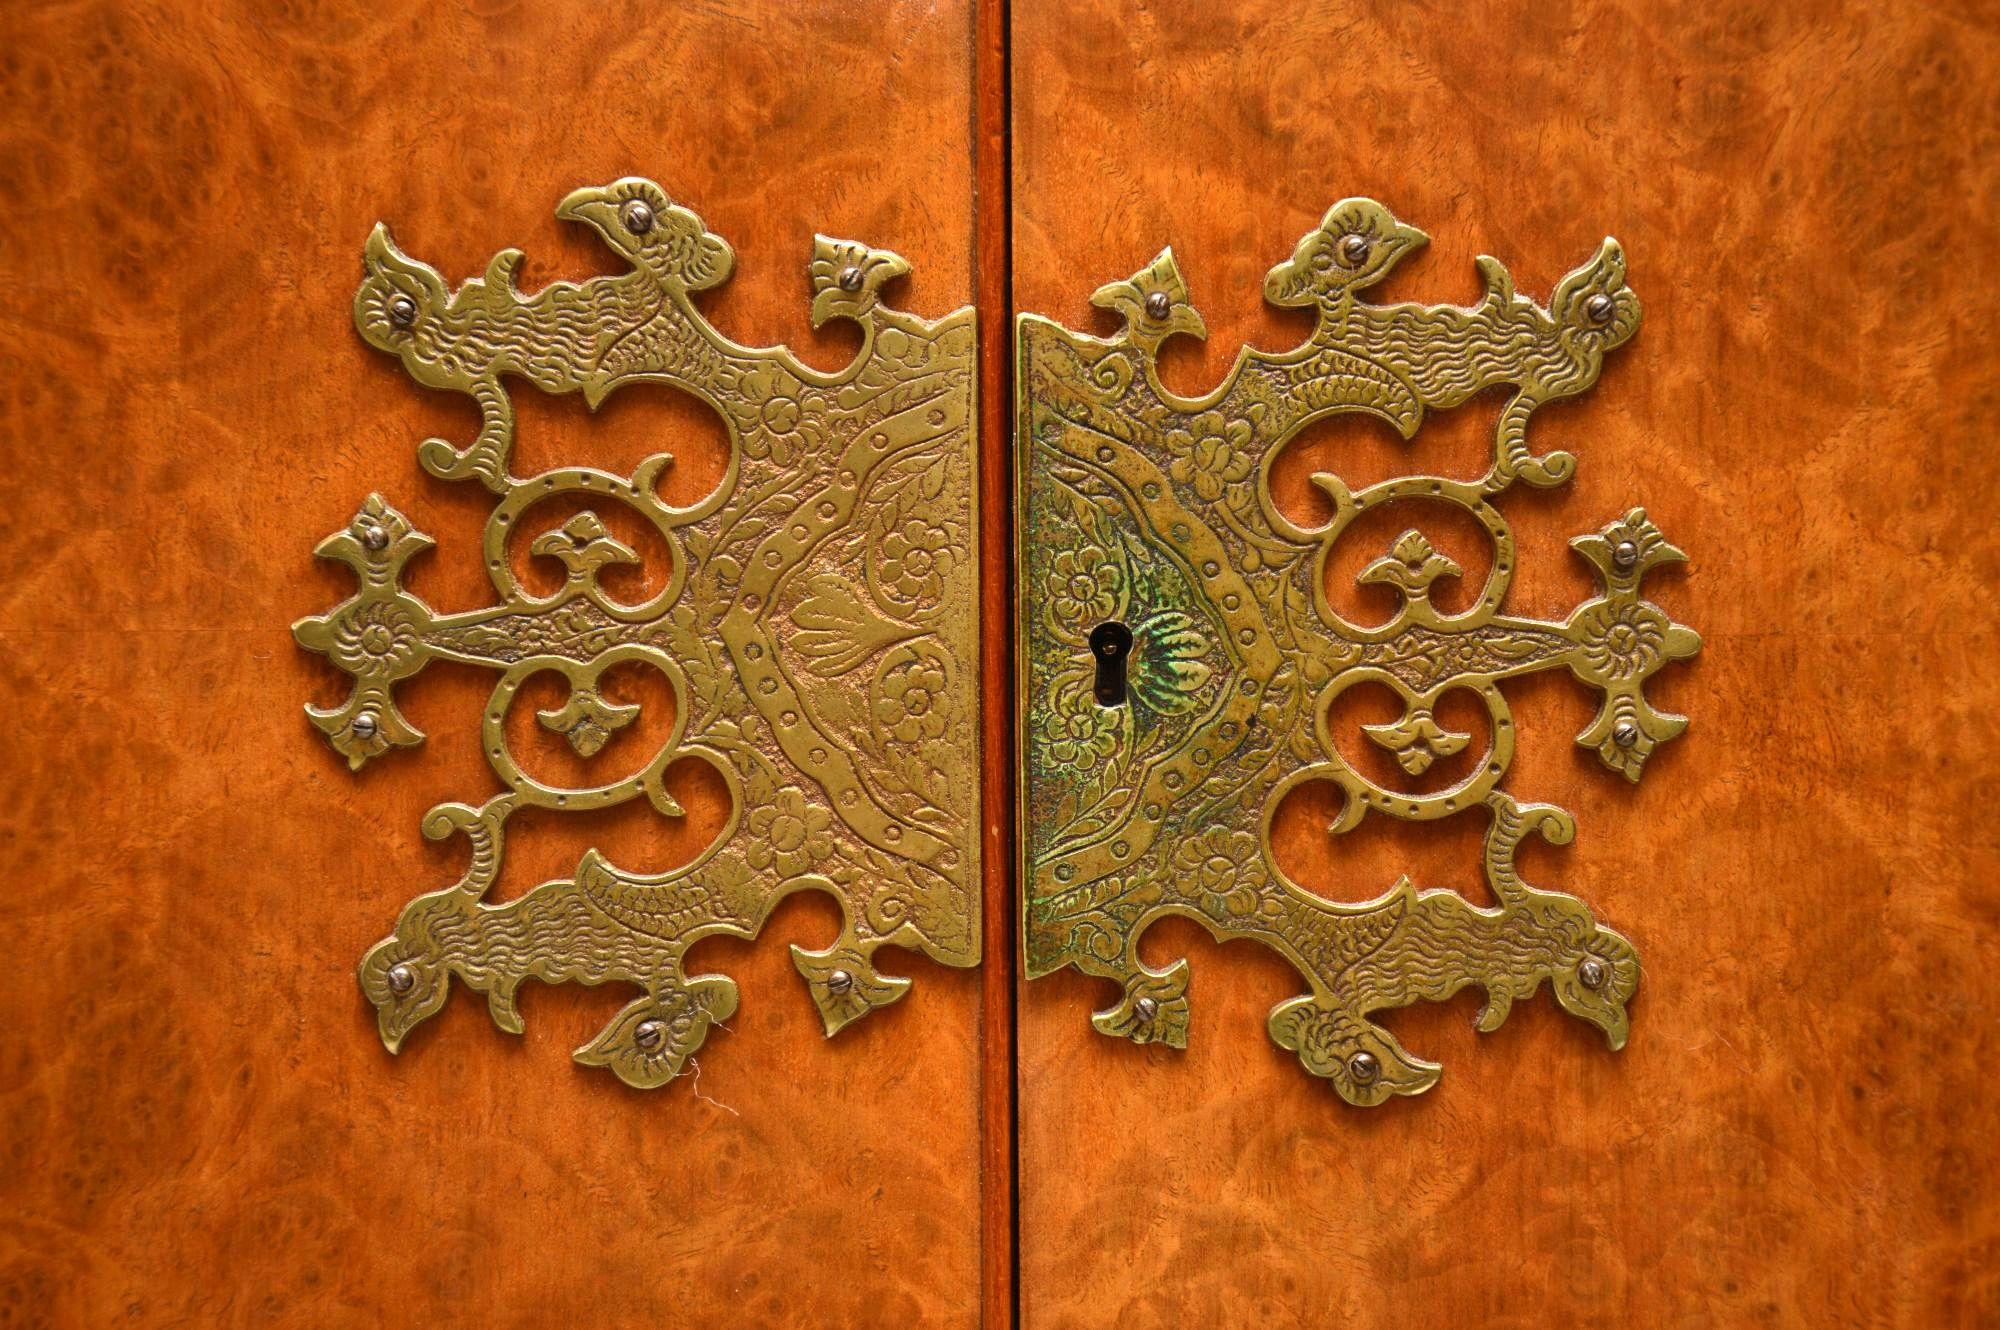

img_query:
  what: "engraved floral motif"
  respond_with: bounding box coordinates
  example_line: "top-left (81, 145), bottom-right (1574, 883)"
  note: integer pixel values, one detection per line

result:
top-left (1570, 599), bottom-right (1671, 682)
top-left (875, 651), bottom-right (949, 744)
top-left (794, 571), bottom-right (918, 677)
top-left (529, 511), bottom-right (639, 584)
top-left (1363, 705), bottom-right (1469, 776)
top-left (538, 684), bottom-right (640, 758)
top-left (1019, 203), bottom-right (1700, 1108)
top-left (1045, 545), bottom-right (1122, 626)
top-left (735, 365), bottom-right (828, 465)
top-left (1173, 826), bottom-right (1262, 918)
top-left (305, 179), bottom-right (980, 1089)
top-left (1035, 682), bottom-right (1121, 774)
top-left (1129, 611), bottom-right (1212, 714)
top-left (745, 786), bottom-right (835, 880)
top-left (1164, 409), bottom-right (1255, 501)
top-left (878, 515), bottom-right (957, 606)
top-left (330, 599), bottom-right (424, 676)
top-left (1360, 530), bottom-right (1463, 602)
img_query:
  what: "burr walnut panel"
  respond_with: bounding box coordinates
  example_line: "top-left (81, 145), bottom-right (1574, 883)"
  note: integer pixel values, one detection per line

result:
top-left (0, 3), bottom-right (988, 1327)
top-left (1010, 0), bottom-right (2000, 1326)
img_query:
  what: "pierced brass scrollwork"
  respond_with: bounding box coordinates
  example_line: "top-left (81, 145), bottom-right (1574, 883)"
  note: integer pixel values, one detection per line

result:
top-left (1017, 199), bottom-right (1700, 1105)
top-left (295, 179), bottom-right (979, 1087)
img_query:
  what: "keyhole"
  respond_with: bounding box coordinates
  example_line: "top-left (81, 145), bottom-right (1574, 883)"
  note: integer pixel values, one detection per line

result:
top-left (1090, 621), bottom-right (1133, 706)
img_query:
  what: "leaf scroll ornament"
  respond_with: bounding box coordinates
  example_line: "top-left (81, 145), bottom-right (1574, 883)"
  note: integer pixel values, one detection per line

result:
top-left (1017, 199), bottom-right (1699, 1106)
top-left (299, 179), bottom-right (981, 1087)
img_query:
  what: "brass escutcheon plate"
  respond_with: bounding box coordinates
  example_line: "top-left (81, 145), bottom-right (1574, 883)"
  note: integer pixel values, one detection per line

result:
top-left (1016, 199), bottom-right (1699, 1105)
top-left (296, 179), bottom-right (980, 1087)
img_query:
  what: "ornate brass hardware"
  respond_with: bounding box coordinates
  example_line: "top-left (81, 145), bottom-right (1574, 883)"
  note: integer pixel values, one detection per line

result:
top-left (1016, 199), bottom-right (1700, 1105)
top-left (295, 179), bottom-right (980, 1087)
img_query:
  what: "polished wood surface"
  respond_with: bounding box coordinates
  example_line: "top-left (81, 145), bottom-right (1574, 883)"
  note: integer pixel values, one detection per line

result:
top-left (0, 3), bottom-right (988, 1326)
top-left (1010, 1), bottom-right (2000, 1326)
top-left (6, 1), bottom-right (1998, 1324)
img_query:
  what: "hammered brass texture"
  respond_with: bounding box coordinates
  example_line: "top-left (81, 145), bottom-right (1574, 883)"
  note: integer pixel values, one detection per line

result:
top-left (1016, 199), bottom-right (1699, 1106)
top-left (295, 179), bottom-right (980, 1088)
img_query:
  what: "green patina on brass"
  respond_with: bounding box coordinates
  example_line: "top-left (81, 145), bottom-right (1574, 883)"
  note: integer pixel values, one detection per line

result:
top-left (296, 179), bottom-right (980, 1087)
top-left (1016, 199), bottom-right (1699, 1105)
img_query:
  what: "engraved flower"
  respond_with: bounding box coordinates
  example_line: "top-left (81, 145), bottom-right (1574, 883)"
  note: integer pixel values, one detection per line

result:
top-left (735, 366), bottom-right (828, 466)
top-left (1035, 683), bottom-right (1121, 774)
top-left (875, 652), bottom-right (949, 744)
top-left (330, 600), bottom-right (424, 677)
top-left (1570, 600), bottom-right (1671, 683)
top-left (745, 786), bottom-right (834, 880)
top-left (877, 516), bottom-right (958, 606)
top-left (1044, 545), bottom-right (1122, 625)
top-left (1164, 410), bottom-right (1255, 502)
top-left (1173, 825), bottom-right (1262, 918)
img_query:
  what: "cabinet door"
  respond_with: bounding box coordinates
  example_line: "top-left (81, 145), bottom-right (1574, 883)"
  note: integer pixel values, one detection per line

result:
top-left (0, 4), bottom-right (998, 1326)
top-left (1010, 2), bottom-right (1998, 1326)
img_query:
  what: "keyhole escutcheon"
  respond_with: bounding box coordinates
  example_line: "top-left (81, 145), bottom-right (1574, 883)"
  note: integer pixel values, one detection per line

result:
top-left (1090, 620), bottom-right (1133, 706)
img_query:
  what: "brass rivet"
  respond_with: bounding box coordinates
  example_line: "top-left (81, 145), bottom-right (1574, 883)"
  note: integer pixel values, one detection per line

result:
top-left (838, 265), bottom-right (864, 292)
top-left (1577, 956), bottom-right (1609, 991)
top-left (1612, 721), bottom-right (1640, 748)
top-left (352, 711), bottom-right (379, 740)
top-left (1612, 539), bottom-right (1639, 570)
top-left (1144, 291), bottom-right (1171, 320)
top-left (1347, 1051), bottom-right (1381, 1085)
top-left (358, 522), bottom-right (389, 551)
top-left (827, 969), bottom-right (854, 996)
top-left (620, 199), bottom-right (654, 236)
top-left (1585, 293), bottom-right (1616, 325)
top-left (1338, 233), bottom-right (1371, 267)
top-left (1133, 996), bottom-right (1158, 1021)
top-left (386, 962), bottom-right (415, 996)
top-left (387, 294), bottom-right (417, 328)
top-left (634, 1019), bottom-right (666, 1052)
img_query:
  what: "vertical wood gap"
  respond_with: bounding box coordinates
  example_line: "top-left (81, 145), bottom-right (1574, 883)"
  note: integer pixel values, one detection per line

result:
top-left (973, 0), bottom-right (1017, 1326)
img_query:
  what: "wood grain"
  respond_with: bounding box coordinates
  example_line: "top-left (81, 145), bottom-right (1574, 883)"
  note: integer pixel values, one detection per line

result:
top-left (1009, 1), bottom-right (2000, 1326)
top-left (0, 3), bottom-right (987, 1326)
